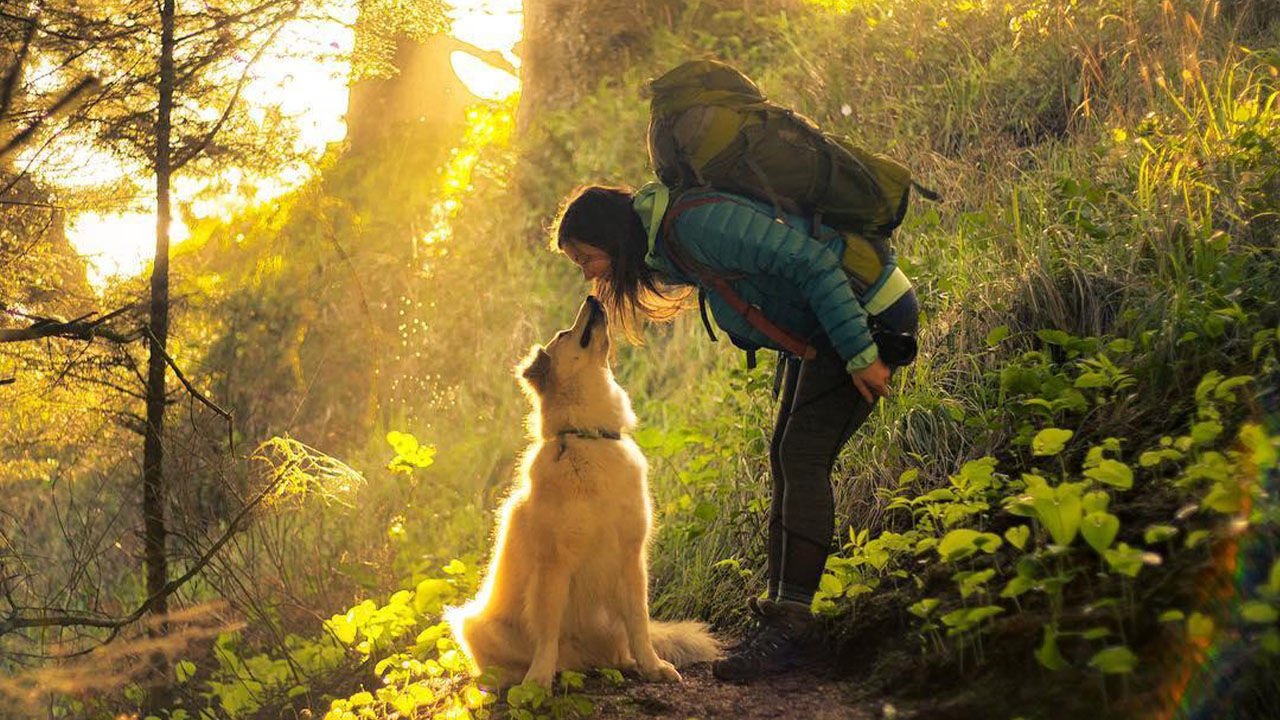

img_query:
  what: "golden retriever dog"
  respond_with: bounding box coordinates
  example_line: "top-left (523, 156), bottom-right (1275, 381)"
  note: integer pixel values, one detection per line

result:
top-left (447, 296), bottom-right (721, 687)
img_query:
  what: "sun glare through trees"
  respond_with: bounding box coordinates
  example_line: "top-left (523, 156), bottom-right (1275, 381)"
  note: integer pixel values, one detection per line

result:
top-left (43, 0), bottom-right (519, 289)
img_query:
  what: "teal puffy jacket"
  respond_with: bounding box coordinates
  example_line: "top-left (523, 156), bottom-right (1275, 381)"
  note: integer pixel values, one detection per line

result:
top-left (634, 182), bottom-right (883, 372)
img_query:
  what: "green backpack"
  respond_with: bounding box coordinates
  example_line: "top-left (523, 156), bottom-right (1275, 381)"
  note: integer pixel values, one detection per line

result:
top-left (646, 59), bottom-right (935, 247)
top-left (646, 60), bottom-right (931, 367)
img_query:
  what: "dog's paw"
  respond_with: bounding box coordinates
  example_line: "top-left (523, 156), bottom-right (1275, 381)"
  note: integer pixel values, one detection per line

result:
top-left (638, 658), bottom-right (682, 683)
top-left (521, 668), bottom-right (554, 688)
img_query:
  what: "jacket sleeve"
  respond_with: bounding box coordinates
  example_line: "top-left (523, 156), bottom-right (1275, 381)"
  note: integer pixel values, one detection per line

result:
top-left (675, 196), bottom-right (880, 371)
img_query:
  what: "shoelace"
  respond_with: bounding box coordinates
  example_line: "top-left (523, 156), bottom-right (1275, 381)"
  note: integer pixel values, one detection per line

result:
top-left (730, 618), bottom-right (795, 661)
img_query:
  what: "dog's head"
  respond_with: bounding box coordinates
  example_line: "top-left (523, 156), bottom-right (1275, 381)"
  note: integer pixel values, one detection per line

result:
top-left (519, 295), bottom-right (610, 397)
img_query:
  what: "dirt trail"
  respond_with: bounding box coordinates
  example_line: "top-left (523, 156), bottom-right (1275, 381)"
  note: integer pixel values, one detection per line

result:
top-left (586, 664), bottom-right (906, 720)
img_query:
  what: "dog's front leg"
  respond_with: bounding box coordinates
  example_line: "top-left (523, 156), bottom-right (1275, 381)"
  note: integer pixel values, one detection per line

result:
top-left (523, 555), bottom-right (571, 687)
top-left (622, 552), bottom-right (681, 682)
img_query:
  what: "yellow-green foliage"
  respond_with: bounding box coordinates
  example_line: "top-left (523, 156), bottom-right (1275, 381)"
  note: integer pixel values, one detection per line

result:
top-left (154, 0), bottom-right (1280, 717)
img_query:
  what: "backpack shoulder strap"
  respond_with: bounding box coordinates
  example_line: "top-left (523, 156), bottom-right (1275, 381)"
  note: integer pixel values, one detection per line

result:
top-left (643, 183), bottom-right (671, 255)
top-left (660, 194), bottom-right (818, 361)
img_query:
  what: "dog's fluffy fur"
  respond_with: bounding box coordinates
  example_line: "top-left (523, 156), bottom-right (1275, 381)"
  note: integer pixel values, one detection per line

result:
top-left (446, 297), bottom-right (721, 687)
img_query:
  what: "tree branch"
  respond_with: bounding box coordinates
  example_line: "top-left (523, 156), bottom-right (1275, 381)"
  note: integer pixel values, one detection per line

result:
top-left (0, 305), bottom-right (136, 344)
top-left (139, 325), bottom-right (234, 451)
top-left (170, 13), bottom-right (290, 173)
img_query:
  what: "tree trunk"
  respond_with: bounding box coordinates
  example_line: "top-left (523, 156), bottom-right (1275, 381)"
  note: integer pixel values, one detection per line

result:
top-left (143, 0), bottom-right (176, 712)
top-left (516, 0), bottom-right (680, 131)
top-left (345, 34), bottom-right (479, 156)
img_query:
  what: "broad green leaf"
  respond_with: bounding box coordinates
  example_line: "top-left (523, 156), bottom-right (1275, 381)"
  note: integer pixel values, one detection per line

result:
top-left (1185, 529), bottom-right (1211, 548)
top-left (941, 605), bottom-right (1003, 628)
top-left (327, 614), bottom-right (357, 645)
top-left (1241, 601), bottom-right (1278, 624)
top-left (1075, 372), bottom-right (1109, 389)
top-left (175, 659), bottom-right (196, 684)
top-left (1088, 646), bottom-right (1138, 674)
top-left (559, 670), bottom-right (585, 690)
top-left (1085, 445), bottom-right (1105, 468)
top-left (1159, 609), bottom-right (1186, 622)
top-left (1102, 543), bottom-right (1144, 577)
top-left (1004, 525), bottom-right (1031, 550)
top-left (819, 573), bottom-right (844, 596)
top-left (938, 529), bottom-right (982, 561)
top-left (1143, 524), bottom-right (1178, 544)
top-left (1195, 371), bottom-right (1224, 404)
top-left (986, 325), bottom-right (1010, 346)
top-left (414, 578), bottom-right (455, 615)
top-left (1082, 490), bottom-right (1110, 513)
top-left (1084, 459), bottom-right (1133, 489)
top-left (1188, 612), bottom-right (1215, 640)
top-left (1203, 479), bottom-right (1244, 514)
top-left (1262, 630), bottom-right (1280, 655)
top-left (953, 457), bottom-right (998, 493)
top-left (908, 598), bottom-right (939, 618)
top-left (1240, 423), bottom-right (1276, 472)
top-left (1081, 512), bottom-right (1120, 552)
top-left (974, 532), bottom-right (1004, 554)
top-left (1081, 626), bottom-right (1112, 640)
top-left (1032, 428), bottom-right (1074, 456)
top-left (922, 488), bottom-right (957, 502)
top-left (415, 622), bottom-right (446, 648)
top-left (1027, 481), bottom-right (1083, 546)
top-left (386, 431), bottom-right (418, 456)
top-left (1036, 329), bottom-right (1073, 346)
top-left (1213, 375), bottom-right (1253, 401)
top-left (1190, 420), bottom-right (1224, 446)
top-left (1000, 575), bottom-right (1035, 598)
top-left (1035, 625), bottom-right (1069, 671)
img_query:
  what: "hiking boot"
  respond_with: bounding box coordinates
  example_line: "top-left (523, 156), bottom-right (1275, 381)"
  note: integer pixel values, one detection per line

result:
top-left (712, 599), bottom-right (818, 684)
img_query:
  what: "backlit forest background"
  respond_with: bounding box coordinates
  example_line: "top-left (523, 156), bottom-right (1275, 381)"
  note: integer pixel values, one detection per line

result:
top-left (2, 0), bottom-right (1278, 718)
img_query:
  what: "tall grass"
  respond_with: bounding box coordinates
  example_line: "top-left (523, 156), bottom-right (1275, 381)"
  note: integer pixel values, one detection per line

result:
top-left (122, 0), bottom-right (1279, 717)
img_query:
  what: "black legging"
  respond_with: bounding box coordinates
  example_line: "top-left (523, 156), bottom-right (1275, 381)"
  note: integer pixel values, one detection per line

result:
top-left (766, 289), bottom-right (919, 597)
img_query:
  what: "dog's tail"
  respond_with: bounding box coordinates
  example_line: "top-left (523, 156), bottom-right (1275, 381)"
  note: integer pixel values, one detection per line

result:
top-left (649, 620), bottom-right (723, 666)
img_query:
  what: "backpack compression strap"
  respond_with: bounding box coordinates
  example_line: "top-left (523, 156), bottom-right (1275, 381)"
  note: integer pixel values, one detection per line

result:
top-left (660, 195), bottom-right (819, 361)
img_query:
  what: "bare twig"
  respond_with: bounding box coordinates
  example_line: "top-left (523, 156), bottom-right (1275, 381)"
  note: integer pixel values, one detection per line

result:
top-left (0, 75), bottom-right (98, 161)
top-left (171, 6), bottom-right (295, 172)
top-left (139, 325), bottom-right (234, 451)
top-left (0, 463), bottom-right (279, 637)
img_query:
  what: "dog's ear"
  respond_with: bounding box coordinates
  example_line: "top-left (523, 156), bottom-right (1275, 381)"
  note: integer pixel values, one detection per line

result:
top-left (519, 346), bottom-right (552, 394)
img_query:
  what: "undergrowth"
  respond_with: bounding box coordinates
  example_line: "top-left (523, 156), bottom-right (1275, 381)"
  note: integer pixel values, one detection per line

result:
top-left (62, 0), bottom-right (1280, 718)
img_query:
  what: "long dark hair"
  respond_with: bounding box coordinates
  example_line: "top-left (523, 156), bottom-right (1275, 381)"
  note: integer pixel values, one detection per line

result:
top-left (551, 184), bottom-right (690, 341)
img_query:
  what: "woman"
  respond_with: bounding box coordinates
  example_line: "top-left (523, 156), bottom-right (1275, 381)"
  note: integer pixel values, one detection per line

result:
top-left (552, 180), bottom-right (919, 683)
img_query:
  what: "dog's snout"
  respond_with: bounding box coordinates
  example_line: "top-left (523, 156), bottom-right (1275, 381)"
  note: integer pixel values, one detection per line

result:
top-left (586, 296), bottom-right (606, 324)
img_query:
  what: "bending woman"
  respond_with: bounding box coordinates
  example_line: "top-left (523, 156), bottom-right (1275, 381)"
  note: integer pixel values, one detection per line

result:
top-left (552, 181), bottom-right (919, 684)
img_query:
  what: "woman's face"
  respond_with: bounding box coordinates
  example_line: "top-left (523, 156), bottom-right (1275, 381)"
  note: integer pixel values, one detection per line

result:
top-left (562, 239), bottom-right (613, 283)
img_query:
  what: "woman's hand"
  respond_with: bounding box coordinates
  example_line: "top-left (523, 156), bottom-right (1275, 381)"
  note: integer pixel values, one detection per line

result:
top-left (851, 357), bottom-right (892, 403)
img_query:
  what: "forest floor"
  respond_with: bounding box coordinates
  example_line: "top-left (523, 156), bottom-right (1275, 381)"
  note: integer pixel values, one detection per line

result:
top-left (585, 663), bottom-right (898, 719)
